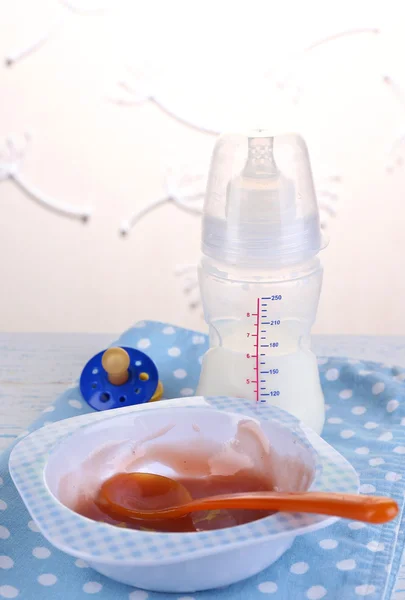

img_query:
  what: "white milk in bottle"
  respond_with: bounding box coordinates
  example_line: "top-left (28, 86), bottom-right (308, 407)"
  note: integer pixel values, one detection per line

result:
top-left (196, 131), bottom-right (326, 434)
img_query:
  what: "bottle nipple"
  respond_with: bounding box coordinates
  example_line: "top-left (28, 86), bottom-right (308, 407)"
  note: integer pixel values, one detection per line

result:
top-left (226, 133), bottom-right (288, 223)
top-left (102, 347), bottom-right (130, 386)
top-left (242, 135), bottom-right (279, 178)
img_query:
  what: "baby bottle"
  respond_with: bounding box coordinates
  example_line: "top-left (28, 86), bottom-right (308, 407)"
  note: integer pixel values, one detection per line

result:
top-left (196, 130), bottom-right (326, 434)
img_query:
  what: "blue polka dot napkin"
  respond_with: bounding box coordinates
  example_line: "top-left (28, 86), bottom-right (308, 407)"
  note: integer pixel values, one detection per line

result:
top-left (1, 321), bottom-right (405, 600)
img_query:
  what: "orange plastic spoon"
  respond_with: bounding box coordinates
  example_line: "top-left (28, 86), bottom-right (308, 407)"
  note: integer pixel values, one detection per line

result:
top-left (95, 472), bottom-right (398, 524)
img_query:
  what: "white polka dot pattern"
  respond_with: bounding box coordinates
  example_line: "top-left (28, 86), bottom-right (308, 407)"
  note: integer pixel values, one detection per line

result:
top-left (359, 484), bottom-right (376, 493)
top-left (369, 457), bottom-right (385, 466)
top-left (0, 586), bottom-right (19, 598)
top-left (336, 559), bottom-right (356, 571)
top-left (75, 559), bottom-right (89, 568)
top-left (355, 584), bottom-right (376, 596)
top-left (37, 574), bottom-right (57, 586)
top-left (180, 388), bottom-right (194, 396)
top-left (258, 582), bottom-right (278, 593)
top-left (83, 582), bottom-right (102, 594)
top-left (306, 585), bottom-right (327, 599)
top-left (0, 556), bottom-right (14, 569)
top-left (339, 389), bottom-right (353, 399)
top-left (162, 326), bottom-right (175, 334)
top-left (173, 368), bottom-right (187, 379)
top-left (137, 339), bottom-right (151, 350)
top-left (325, 368), bottom-right (339, 381)
top-left (27, 520), bottom-right (39, 532)
top-left (387, 400), bottom-right (400, 413)
top-left (32, 547), bottom-right (51, 559)
top-left (355, 447), bottom-right (370, 455)
top-left (367, 541), bottom-right (385, 552)
top-left (68, 399), bottom-right (82, 409)
top-left (168, 347), bottom-right (181, 357)
top-left (319, 539), bottom-right (338, 549)
top-left (372, 382), bottom-right (385, 395)
top-left (348, 521), bottom-right (366, 530)
top-left (340, 430), bottom-right (355, 439)
top-left (378, 431), bottom-right (393, 442)
top-left (290, 562), bottom-right (309, 574)
top-left (352, 406), bottom-right (366, 415)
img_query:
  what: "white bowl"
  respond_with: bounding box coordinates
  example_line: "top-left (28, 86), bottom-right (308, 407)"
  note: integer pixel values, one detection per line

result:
top-left (9, 396), bottom-right (359, 593)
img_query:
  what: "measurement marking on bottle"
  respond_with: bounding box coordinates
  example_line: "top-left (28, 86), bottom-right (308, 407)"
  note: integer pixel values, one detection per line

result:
top-left (255, 298), bottom-right (260, 401)
top-left (247, 296), bottom-right (282, 403)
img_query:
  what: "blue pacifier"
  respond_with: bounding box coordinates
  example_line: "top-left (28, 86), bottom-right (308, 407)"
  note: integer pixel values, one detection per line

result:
top-left (80, 346), bottom-right (159, 411)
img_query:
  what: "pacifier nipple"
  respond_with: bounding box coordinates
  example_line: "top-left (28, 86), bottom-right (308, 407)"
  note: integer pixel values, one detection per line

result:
top-left (101, 347), bottom-right (130, 386)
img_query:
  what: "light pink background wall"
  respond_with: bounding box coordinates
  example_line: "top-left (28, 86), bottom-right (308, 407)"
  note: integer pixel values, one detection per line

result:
top-left (1, 0), bottom-right (404, 334)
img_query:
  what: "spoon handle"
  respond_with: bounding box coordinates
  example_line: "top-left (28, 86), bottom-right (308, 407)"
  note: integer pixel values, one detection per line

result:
top-left (184, 492), bottom-right (398, 524)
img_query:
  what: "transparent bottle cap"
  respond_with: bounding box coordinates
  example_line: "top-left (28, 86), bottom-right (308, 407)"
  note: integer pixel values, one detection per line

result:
top-left (202, 130), bottom-right (326, 267)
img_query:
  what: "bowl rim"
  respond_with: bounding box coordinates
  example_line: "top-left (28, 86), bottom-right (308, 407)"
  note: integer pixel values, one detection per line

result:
top-left (9, 396), bottom-right (359, 566)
